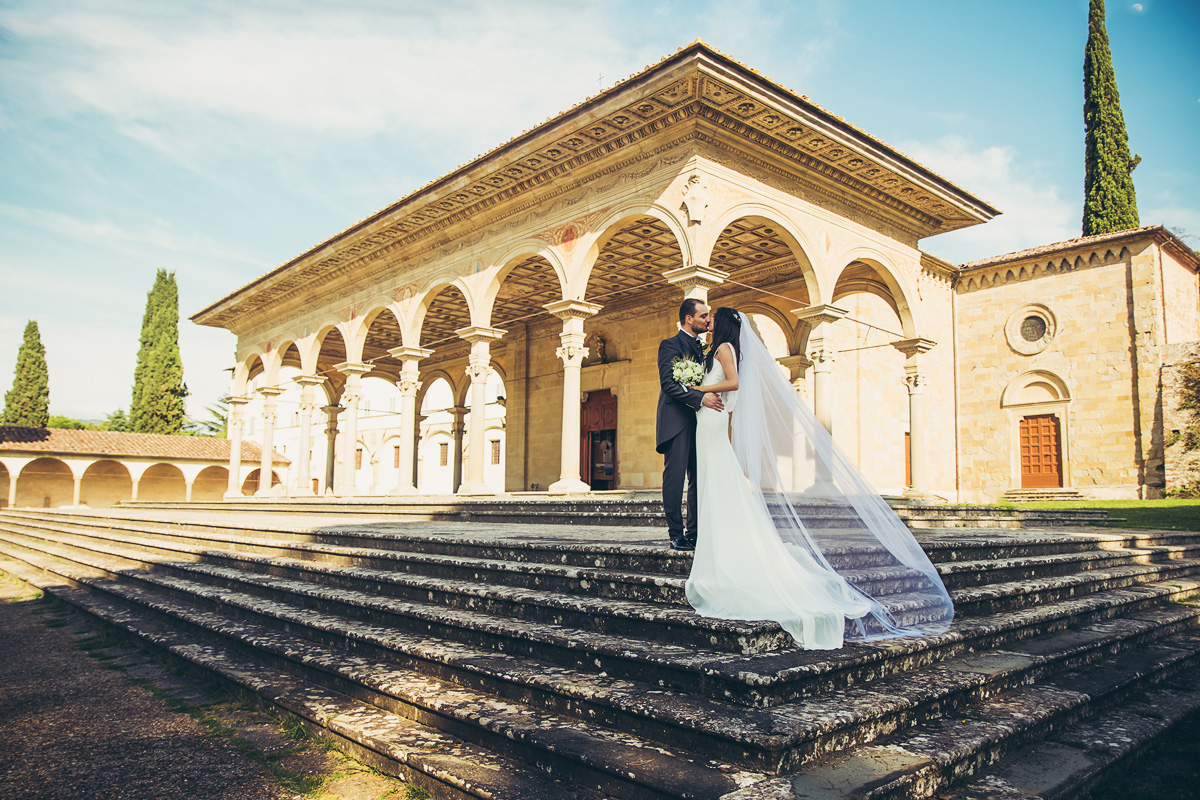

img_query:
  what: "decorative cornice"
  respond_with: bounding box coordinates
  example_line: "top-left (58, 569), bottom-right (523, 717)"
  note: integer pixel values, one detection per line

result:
top-left (193, 44), bottom-right (997, 332)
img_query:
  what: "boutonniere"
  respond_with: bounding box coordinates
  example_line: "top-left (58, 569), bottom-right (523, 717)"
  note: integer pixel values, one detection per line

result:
top-left (700, 340), bottom-right (711, 357)
top-left (671, 355), bottom-right (705, 387)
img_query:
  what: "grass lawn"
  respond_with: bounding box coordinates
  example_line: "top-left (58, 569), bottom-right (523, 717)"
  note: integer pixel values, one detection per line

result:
top-left (1000, 498), bottom-right (1200, 531)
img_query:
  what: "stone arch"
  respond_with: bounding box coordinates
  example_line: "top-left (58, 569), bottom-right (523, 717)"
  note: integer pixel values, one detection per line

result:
top-left (232, 352), bottom-right (266, 396)
top-left (80, 460), bottom-right (132, 508)
top-left (575, 206), bottom-right (691, 300)
top-left (241, 469), bottom-right (282, 495)
top-left (417, 371), bottom-right (460, 412)
top-left (1001, 370), bottom-right (1072, 407)
top-left (414, 280), bottom-right (473, 351)
top-left (701, 207), bottom-right (823, 306)
top-left (16, 457), bottom-right (73, 508)
top-left (137, 463), bottom-right (186, 502)
top-left (0, 461), bottom-right (8, 508)
top-left (191, 465), bottom-right (229, 502)
top-left (720, 300), bottom-right (801, 356)
top-left (479, 249), bottom-right (567, 331)
top-left (356, 305), bottom-right (406, 382)
top-left (830, 250), bottom-right (918, 339)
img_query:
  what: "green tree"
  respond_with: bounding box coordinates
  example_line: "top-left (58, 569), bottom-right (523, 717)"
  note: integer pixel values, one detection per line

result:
top-left (186, 394), bottom-right (230, 438)
top-left (48, 415), bottom-right (99, 430)
top-left (1082, 0), bottom-right (1140, 236)
top-left (129, 270), bottom-right (188, 434)
top-left (100, 409), bottom-right (130, 432)
top-left (2, 320), bottom-right (50, 427)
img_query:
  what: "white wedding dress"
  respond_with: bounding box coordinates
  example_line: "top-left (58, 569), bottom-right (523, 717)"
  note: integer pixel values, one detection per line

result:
top-left (684, 330), bottom-right (954, 650)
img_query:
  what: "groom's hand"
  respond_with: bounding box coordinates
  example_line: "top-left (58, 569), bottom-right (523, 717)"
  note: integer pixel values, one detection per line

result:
top-left (701, 392), bottom-right (723, 411)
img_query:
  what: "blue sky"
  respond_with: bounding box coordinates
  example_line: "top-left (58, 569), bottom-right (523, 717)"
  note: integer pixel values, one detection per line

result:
top-left (1, 0), bottom-right (1197, 421)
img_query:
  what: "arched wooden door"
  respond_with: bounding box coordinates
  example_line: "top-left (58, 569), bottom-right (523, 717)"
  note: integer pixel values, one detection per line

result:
top-left (580, 389), bottom-right (617, 490)
top-left (1020, 414), bottom-right (1062, 489)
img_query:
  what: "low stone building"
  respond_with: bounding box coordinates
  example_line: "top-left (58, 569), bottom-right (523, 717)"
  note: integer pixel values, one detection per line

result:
top-left (0, 427), bottom-right (283, 508)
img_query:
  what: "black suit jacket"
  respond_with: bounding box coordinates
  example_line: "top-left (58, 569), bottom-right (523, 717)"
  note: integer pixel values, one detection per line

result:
top-left (655, 330), bottom-right (705, 453)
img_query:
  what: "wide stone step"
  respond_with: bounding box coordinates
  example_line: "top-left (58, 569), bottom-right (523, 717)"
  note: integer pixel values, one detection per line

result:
top-left (726, 623), bottom-right (1200, 799)
top-left (112, 496), bottom-right (1113, 529)
top-left (2, 536), bottom-right (1198, 795)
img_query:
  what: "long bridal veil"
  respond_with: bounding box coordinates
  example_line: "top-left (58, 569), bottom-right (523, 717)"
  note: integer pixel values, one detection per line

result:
top-left (730, 316), bottom-right (954, 641)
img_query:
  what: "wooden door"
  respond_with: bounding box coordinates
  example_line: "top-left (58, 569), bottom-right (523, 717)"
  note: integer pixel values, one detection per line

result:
top-left (1020, 414), bottom-right (1062, 489)
top-left (580, 390), bottom-right (618, 490)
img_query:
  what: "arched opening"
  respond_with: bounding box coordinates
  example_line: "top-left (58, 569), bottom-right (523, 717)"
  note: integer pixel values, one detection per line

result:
top-left (191, 466), bottom-right (229, 502)
top-left (361, 308), bottom-right (405, 382)
top-left (584, 215), bottom-right (684, 303)
top-left (241, 469), bottom-right (282, 495)
top-left (0, 463), bottom-right (9, 508)
top-left (707, 216), bottom-right (815, 310)
top-left (418, 377), bottom-right (457, 494)
top-left (827, 260), bottom-right (911, 491)
top-left (16, 458), bottom-right (73, 508)
top-left (80, 461), bottom-right (132, 508)
top-left (138, 463), bottom-right (187, 502)
top-left (1002, 371), bottom-right (1072, 491)
top-left (419, 285), bottom-right (471, 352)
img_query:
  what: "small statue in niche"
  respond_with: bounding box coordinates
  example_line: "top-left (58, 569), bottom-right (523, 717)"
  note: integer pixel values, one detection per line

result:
top-left (584, 332), bottom-right (611, 366)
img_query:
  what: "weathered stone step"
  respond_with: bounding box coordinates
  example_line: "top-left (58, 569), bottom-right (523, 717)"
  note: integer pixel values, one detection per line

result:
top-left (111, 497), bottom-right (1113, 529)
top-left (4, 527), bottom-right (1198, 719)
top-left (0, 555), bottom-right (633, 800)
top-left (939, 676), bottom-right (1200, 799)
top-left (3, 536), bottom-right (1198, 790)
top-left (727, 623), bottom-right (1200, 799)
top-left (0, 545), bottom-right (757, 799)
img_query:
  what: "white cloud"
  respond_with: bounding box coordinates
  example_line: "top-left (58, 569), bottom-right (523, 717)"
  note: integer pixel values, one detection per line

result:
top-left (904, 134), bottom-right (1080, 264)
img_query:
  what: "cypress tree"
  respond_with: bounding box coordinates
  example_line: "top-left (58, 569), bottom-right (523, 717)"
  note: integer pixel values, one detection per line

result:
top-left (129, 270), bottom-right (188, 434)
top-left (2, 320), bottom-right (50, 428)
top-left (1082, 0), bottom-right (1140, 235)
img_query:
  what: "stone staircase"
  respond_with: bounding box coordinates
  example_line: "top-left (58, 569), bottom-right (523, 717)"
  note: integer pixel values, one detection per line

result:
top-left (0, 506), bottom-right (1197, 799)
top-left (118, 494), bottom-right (1115, 530)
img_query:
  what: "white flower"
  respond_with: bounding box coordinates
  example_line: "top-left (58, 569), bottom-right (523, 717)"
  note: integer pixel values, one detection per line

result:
top-left (671, 356), bottom-right (705, 387)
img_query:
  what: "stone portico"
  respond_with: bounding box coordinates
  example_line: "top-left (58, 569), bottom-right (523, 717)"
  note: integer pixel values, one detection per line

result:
top-left (194, 43), bottom-right (997, 502)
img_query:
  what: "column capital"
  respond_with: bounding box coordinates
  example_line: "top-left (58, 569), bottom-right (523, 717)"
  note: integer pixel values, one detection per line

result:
top-left (777, 354), bottom-right (813, 372)
top-left (892, 337), bottom-right (937, 358)
top-left (792, 304), bottom-right (849, 327)
top-left (334, 361), bottom-right (373, 377)
top-left (397, 373), bottom-right (421, 397)
top-left (454, 326), bottom-right (506, 344)
top-left (257, 386), bottom-right (283, 399)
top-left (543, 299), bottom-right (602, 321)
top-left (663, 265), bottom-right (729, 295)
top-left (387, 345), bottom-right (435, 363)
top-left (905, 372), bottom-right (928, 392)
top-left (228, 395), bottom-right (252, 406)
top-left (294, 375), bottom-right (327, 388)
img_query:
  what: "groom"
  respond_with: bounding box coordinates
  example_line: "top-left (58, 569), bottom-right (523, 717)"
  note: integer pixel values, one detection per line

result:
top-left (656, 299), bottom-right (723, 551)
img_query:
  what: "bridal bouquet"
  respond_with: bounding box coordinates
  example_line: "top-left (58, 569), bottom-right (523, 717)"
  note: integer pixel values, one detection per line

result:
top-left (671, 356), bottom-right (705, 387)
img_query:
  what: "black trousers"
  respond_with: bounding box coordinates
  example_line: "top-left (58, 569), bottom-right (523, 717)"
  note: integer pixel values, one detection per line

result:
top-left (661, 425), bottom-right (698, 540)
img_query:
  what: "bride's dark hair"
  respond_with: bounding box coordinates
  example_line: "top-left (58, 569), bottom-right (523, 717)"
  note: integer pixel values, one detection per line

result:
top-left (705, 307), bottom-right (743, 372)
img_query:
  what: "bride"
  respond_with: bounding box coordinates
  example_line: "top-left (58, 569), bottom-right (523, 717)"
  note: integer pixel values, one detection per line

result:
top-left (684, 307), bottom-right (954, 649)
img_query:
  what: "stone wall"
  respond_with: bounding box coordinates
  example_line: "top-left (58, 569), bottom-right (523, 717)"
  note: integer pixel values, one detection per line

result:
top-left (955, 250), bottom-right (1143, 501)
top-left (1162, 341), bottom-right (1200, 493)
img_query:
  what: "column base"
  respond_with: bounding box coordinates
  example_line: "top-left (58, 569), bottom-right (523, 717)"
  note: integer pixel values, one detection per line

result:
top-left (390, 483), bottom-right (419, 496)
top-left (902, 488), bottom-right (942, 505)
top-left (290, 485), bottom-right (316, 497)
top-left (223, 490), bottom-right (245, 500)
top-left (456, 481), bottom-right (497, 496)
top-left (547, 477), bottom-right (591, 495)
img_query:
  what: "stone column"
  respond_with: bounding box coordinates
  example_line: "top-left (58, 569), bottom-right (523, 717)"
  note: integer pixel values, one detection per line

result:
top-left (792, 305), bottom-right (849, 434)
top-left (255, 386), bottom-right (283, 496)
top-left (663, 265), bottom-right (728, 304)
top-left (71, 470), bottom-right (82, 507)
top-left (893, 338), bottom-right (937, 501)
top-left (778, 355), bottom-right (814, 491)
top-left (449, 407), bottom-right (467, 493)
top-left (454, 327), bottom-right (505, 495)
top-left (334, 362), bottom-right (372, 496)
top-left (321, 405), bottom-right (342, 495)
top-left (292, 376), bottom-right (325, 496)
top-left (387, 346), bottom-right (434, 494)
top-left (544, 300), bottom-right (603, 494)
top-left (224, 396), bottom-right (251, 498)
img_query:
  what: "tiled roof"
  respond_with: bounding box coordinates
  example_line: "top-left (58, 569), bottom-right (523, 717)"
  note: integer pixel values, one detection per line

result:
top-left (961, 225), bottom-right (1170, 270)
top-left (0, 427), bottom-right (288, 464)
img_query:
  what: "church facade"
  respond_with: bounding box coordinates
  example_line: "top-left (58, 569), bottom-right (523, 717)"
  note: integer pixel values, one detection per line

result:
top-left (193, 43), bottom-right (1199, 505)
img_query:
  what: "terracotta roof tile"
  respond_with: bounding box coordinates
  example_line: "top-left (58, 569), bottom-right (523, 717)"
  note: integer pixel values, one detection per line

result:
top-left (962, 225), bottom-right (1165, 270)
top-left (0, 427), bottom-right (288, 464)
